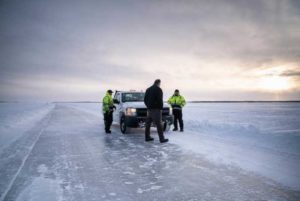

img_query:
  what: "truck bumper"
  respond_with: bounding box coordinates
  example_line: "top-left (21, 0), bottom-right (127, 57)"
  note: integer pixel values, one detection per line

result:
top-left (125, 115), bottom-right (173, 128)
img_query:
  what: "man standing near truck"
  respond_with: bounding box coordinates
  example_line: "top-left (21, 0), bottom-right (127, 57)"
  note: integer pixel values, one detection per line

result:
top-left (168, 89), bottom-right (186, 132)
top-left (102, 89), bottom-right (115, 134)
top-left (144, 79), bottom-right (169, 143)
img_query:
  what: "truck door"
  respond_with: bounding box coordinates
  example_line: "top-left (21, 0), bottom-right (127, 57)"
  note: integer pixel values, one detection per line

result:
top-left (113, 92), bottom-right (121, 123)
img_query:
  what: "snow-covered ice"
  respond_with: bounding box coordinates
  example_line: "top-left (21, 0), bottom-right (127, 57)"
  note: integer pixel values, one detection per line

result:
top-left (171, 102), bottom-right (300, 190)
top-left (0, 103), bottom-right (54, 153)
top-left (0, 102), bottom-right (300, 201)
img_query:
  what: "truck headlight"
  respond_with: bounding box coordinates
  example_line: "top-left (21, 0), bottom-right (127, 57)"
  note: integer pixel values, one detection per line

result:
top-left (126, 108), bottom-right (137, 116)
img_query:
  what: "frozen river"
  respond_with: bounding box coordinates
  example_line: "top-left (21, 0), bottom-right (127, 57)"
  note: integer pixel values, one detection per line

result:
top-left (0, 102), bottom-right (300, 201)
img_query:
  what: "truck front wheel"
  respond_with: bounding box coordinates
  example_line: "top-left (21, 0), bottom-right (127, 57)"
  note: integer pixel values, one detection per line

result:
top-left (120, 116), bottom-right (127, 134)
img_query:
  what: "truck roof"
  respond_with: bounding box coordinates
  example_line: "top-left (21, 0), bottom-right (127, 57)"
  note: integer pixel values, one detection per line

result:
top-left (115, 90), bottom-right (144, 93)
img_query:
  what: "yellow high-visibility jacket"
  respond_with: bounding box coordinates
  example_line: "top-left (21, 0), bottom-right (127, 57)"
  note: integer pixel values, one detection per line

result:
top-left (168, 95), bottom-right (186, 109)
top-left (102, 92), bottom-right (114, 113)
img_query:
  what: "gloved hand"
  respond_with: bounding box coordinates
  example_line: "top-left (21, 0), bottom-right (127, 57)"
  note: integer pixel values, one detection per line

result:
top-left (109, 105), bottom-right (115, 112)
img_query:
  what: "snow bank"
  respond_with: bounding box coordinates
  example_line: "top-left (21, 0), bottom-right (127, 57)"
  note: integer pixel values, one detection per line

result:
top-left (0, 103), bottom-right (54, 153)
top-left (168, 102), bottom-right (300, 191)
top-left (63, 103), bottom-right (102, 118)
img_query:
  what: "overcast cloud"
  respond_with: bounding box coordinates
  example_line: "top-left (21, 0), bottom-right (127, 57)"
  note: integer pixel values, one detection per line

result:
top-left (1, 0), bottom-right (300, 101)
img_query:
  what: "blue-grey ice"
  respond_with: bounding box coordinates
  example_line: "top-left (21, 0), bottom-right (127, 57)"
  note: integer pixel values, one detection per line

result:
top-left (0, 102), bottom-right (300, 201)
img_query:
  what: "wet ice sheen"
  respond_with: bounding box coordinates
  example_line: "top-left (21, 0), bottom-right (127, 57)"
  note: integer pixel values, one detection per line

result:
top-left (0, 102), bottom-right (299, 201)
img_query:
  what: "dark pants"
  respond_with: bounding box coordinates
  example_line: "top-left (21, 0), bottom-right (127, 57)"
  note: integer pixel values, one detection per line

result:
top-left (104, 112), bottom-right (113, 132)
top-left (145, 109), bottom-right (165, 141)
top-left (173, 109), bottom-right (183, 130)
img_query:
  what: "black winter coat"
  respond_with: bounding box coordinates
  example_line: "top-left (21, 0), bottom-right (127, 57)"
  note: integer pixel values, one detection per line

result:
top-left (144, 84), bottom-right (163, 109)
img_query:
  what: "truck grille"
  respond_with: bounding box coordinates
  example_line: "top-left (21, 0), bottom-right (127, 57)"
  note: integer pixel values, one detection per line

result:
top-left (136, 108), bottom-right (147, 117)
top-left (136, 108), bottom-right (170, 117)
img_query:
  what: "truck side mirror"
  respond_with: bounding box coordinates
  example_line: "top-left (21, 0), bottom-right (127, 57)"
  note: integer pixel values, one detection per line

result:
top-left (113, 99), bottom-right (120, 104)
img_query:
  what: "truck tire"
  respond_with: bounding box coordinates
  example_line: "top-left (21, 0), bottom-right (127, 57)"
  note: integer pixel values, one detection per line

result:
top-left (163, 121), bottom-right (170, 132)
top-left (120, 116), bottom-right (127, 134)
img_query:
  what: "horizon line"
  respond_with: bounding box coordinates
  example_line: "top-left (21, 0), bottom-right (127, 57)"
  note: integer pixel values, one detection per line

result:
top-left (1, 100), bottom-right (300, 103)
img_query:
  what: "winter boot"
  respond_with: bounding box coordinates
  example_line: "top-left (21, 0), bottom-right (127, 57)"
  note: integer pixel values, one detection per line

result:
top-left (145, 137), bottom-right (154, 142)
top-left (160, 138), bottom-right (169, 143)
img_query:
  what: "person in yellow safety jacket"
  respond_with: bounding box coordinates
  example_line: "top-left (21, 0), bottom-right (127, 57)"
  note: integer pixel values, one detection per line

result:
top-left (102, 89), bottom-right (115, 134)
top-left (168, 89), bottom-right (186, 132)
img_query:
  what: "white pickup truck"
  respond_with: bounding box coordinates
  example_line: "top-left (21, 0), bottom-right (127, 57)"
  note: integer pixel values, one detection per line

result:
top-left (113, 91), bottom-right (173, 133)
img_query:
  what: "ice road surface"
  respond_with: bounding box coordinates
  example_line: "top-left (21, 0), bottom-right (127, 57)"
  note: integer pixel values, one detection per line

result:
top-left (0, 102), bottom-right (300, 201)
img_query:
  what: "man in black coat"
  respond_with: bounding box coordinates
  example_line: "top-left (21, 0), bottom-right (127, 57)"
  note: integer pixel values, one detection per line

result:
top-left (144, 79), bottom-right (169, 143)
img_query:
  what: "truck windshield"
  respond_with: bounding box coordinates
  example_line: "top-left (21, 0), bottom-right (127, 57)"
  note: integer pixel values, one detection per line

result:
top-left (122, 93), bottom-right (145, 102)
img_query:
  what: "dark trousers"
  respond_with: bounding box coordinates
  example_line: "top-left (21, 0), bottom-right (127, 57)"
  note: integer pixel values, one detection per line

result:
top-left (173, 109), bottom-right (183, 130)
top-left (104, 112), bottom-right (113, 132)
top-left (145, 109), bottom-right (165, 141)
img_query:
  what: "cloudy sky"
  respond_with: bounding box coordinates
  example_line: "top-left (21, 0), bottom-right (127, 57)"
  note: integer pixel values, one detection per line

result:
top-left (1, 0), bottom-right (300, 101)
